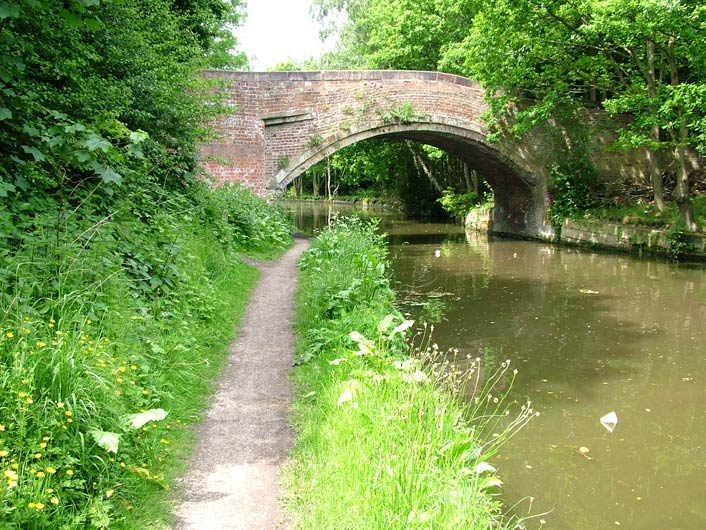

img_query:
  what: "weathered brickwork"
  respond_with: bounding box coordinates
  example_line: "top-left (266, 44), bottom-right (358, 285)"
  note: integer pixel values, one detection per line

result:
top-left (200, 70), bottom-right (651, 238)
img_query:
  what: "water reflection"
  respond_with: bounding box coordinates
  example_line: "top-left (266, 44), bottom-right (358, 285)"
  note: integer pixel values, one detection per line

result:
top-left (281, 202), bottom-right (706, 530)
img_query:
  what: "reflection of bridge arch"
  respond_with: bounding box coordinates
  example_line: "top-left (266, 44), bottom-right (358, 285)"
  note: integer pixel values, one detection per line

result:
top-left (200, 70), bottom-right (644, 239)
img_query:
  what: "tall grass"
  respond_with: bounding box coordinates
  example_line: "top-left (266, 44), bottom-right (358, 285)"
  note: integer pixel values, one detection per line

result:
top-left (0, 182), bottom-right (292, 529)
top-left (286, 218), bottom-right (536, 529)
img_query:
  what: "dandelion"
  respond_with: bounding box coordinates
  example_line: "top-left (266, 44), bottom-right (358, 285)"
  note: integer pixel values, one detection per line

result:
top-left (36, 341), bottom-right (46, 348)
top-left (56, 402), bottom-right (64, 408)
top-left (0, 425), bottom-right (4, 431)
top-left (105, 489), bottom-right (114, 498)
top-left (0, 450), bottom-right (8, 457)
top-left (34, 453), bottom-right (42, 459)
top-left (65, 469), bottom-right (74, 476)
top-left (64, 410), bottom-right (72, 417)
top-left (45, 467), bottom-right (56, 474)
top-left (5, 332), bottom-right (14, 339)
top-left (35, 471), bottom-right (45, 478)
top-left (50, 497), bottom-right (59, 505)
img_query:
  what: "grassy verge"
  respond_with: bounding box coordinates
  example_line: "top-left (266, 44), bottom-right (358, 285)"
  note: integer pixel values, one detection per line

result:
top-left (0, 182), bottom-right (291, 529)
top-left (285, 218), bottom-right (535, 529)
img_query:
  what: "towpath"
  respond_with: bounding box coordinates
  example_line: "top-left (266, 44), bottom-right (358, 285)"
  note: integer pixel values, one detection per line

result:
top-left (174, 237), bottom-right (309, 530)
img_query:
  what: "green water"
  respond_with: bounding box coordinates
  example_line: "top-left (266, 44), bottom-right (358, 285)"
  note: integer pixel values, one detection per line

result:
top-left (282, 201), bottom-right (706, 530)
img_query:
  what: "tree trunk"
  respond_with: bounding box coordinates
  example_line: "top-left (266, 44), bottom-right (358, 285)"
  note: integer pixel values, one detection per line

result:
top-left (667, 36), bottom-right (697, 232)
top-left (646, 35), bottom-right (665, 212)
top-left (405, 141), bottom-right (443, 193)
top-left (312, 171), bottom-right (320, 197)
top-left (673, 140), bottom-right (697, 232)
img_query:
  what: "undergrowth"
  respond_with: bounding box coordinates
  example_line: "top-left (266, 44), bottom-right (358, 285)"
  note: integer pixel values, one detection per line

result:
top-left (0, 181), bottom-right (292, 529)
top-left (581, 194), bottom-right (706, 232)
top-left (286, 217), bottom-right (536, 529)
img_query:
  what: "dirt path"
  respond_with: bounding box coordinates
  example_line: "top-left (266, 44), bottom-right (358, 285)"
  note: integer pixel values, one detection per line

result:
top-left (174, 237), bottom-right (309, 530)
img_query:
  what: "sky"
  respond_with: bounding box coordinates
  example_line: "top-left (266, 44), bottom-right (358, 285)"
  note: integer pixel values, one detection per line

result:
top-left (237, 0), bottom-right (334, 70)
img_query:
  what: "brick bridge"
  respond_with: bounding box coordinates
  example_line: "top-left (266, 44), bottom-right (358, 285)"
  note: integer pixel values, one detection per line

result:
top-left (201, 70), bottom-right (645, 239)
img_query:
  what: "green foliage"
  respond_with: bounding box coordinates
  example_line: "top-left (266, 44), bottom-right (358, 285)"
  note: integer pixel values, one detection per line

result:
top-left (547, 159), bottom-right (598, 232)
top-left (0, 181), bottom-right (290, 528)
top-left (287, 216), bottom-right (535, 528)
top-left (0, 1), bottom-right (295, 526)
top-left (437, 188), bottom-right (477, 220)
top-left (379, 101), bottom-right (426, 125)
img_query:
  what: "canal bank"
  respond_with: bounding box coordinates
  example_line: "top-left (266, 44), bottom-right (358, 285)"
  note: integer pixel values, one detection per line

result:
top-left (282, 200), bottom-right (706, 530)
top-left (466, 207), bottom-right (706, 259)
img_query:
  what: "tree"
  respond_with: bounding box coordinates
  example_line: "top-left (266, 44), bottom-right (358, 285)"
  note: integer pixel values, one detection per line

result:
top-left (440, 0), bottom-right (706, 231)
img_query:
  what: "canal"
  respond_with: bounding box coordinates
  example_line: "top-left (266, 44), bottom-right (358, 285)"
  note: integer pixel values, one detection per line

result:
top-left (282, 200), bottom-right (706, 530)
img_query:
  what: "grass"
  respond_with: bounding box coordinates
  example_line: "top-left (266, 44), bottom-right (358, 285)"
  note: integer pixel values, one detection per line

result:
top-left (0, 182), bottom-right (292, 529)
top-left (284, 218), bottom-right (535, 529)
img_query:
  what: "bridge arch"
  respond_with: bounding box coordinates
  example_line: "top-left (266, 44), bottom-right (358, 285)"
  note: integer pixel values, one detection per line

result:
top-left (274, 121), bottom-right (546, 236)
top-left (200, 70), bottom-right (645, 239)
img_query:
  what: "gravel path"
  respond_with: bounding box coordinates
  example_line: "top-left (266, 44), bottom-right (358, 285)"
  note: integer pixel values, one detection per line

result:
top-left (174, 237), bottom-right (309, 530)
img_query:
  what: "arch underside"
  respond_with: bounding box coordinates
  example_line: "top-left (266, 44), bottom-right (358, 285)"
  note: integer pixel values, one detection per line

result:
top-left (274, 122), bottom-right (549, 237)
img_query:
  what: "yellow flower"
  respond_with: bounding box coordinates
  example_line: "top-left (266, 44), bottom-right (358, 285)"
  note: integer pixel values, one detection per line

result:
top-left (17, 392), bottom-right (26, 398)
top-left (36, 341), bottom-right (46, 348)
top-left (33, 453), bottom-right (42, 459)
top-left (0, 450), bottom-right (9, 457)
top-left (42, 436), bottom-right (50, 441)
top-left (56, 402), bottom-right (64, 408)
top-left (65, 469), bottom-right (74, 476)
top-left (25, 398), bottom-right (33, 404)
top-left (5, 332), bottom-right (14, 339)
top-left (105, 489), bottom-right (114, 498)
top-left (86, 319), bottom-right (92, 325)
top-left (39, 443), bottom-right (47, 449)
top-left (48, 323), bottom-right (54, 328)
top-left (35, 471), bottom-right (45, 478)
top-left (50, 497), bottom-right (59, 505)
top-left (0, 424), bottom-right (5, 431)
top-left (64, 410), bottom-right (72, 417)
top-left (46, 467), bottom-right (56, 474)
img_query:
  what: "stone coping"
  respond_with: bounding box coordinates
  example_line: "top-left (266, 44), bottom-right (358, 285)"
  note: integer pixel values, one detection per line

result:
top-left (202, 69), bottom-right (476, 87)
top-left (465, 208), bottom-right (706, 260)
